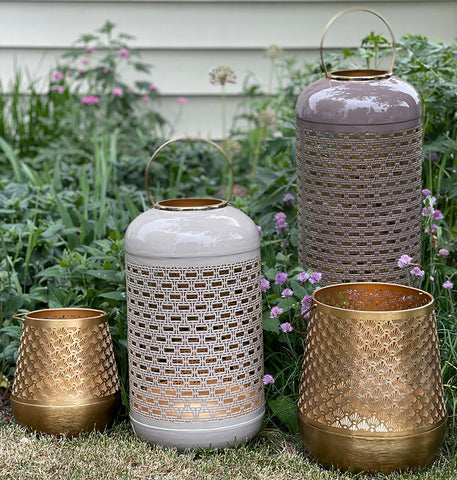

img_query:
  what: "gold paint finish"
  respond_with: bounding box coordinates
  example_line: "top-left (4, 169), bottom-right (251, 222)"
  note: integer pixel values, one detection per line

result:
top-left (12, 308), bottom-right (120, 436)
top-left (298, 283), bottom-right (447, 473)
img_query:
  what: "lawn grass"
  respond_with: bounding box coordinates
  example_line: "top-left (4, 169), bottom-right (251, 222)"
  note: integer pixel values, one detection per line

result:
top-left (0, 420), bottom-right (456, 480)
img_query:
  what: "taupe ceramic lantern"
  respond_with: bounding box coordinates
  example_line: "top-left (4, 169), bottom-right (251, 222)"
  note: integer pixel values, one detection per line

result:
top-left (125, 137), bottom-right (264, 449)
top-left (298, 283), bottom-right (447, 473)
top-left (296, 8), bottom-right (422, 284)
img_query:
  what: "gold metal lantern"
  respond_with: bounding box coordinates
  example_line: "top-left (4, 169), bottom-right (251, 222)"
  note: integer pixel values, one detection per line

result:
top-left (297, 283), bottom-right (447, 473)
top-left (296, 8), bottom-right (422, 284)
top-left (125, 137), bottom-right (265, 450)
top-left (11, 308), bottom-right (121, 436)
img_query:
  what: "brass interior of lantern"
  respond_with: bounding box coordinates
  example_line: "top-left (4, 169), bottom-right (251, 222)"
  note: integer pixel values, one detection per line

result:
top-left (155, 198), bottom-right (227, 210)
top-left (27, 308), bottom-right (104, 321)
top-left (328, 69), bottom-right (392, 81)
top-left (314, 283), bottom-right (433, 312)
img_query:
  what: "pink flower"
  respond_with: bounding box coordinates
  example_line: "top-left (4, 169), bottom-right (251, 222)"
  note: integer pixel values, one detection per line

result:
top-left (422, 189), bottom-right (431, 197)
top-left (280, 322), bottom-right (293, 333)
top-left (410, 267), bottom-right (425, 277)
top-left (149, 83), bottom-right (158, 91)
top-left (257, 225), bottom-right (262, 234)
top-left (270, 306), bottom-right (283, 319)
top-left (301, 295), bottom-right (312, 317)
top-left (78, 68), bottom-right (86, 74)
top-left (298, 272), bottom-right (310, 283)
top-left (142, 95), bottom-right (150, 102)
top-left (397, 254), bottom-right (412, 268)
top-left (283, 193), bottom-right (295, 203)
top-left (52, 71), bottom-right (63, 80)
top-left (119, 48), bottom-right (130, 58)
top-left (260, 277), bottom-right (270, 293)
top-left (81, 57), bottom-right (90, 65)
top-left (81, 95), bottom-right (100, 105)
top-left (54, 85), bottom-right (65, 94)
top-left (86, 46), bottom-right (95, 53)
top-left (274, 212), bottom-right (288, 234)
top-left (438, 248), bottom-right (449, 258)
top-left (103, 68), bottom-right (110, 74)
top-left (281, 288), bottom-right (293, 298)
top-left (275, 272), bottom-right (288, 285)
top-left (263, 374), bottom-right (275, 385)
top-left (430, 276), bottom-right (435, 282)
top-left (67, 71), bottom-right (73, 77)
top-left (443, 280), bottom-right (453, 290)
top-left (309, 272), bottom-right (322, 284)
top-left (177, 96), bottom-right (187, 105)
top-left (111, 87), bottom-right (123, 97)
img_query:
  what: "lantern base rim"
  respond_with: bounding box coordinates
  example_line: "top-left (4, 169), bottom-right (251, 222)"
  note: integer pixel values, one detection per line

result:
top-left (298, 411), bottom-right (447, 474)
top-left (130, 406), bottom-right (265, 450)
top-left (11, 392), bottom-right (121, 437)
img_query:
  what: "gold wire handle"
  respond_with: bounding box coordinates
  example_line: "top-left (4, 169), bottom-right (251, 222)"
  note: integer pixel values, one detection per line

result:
top-left (320, 7), bottom-right (397, 79)
top-left (12, 313), bottom-right (26, 322)
top-left (144, 136), bottom-right (234, 208)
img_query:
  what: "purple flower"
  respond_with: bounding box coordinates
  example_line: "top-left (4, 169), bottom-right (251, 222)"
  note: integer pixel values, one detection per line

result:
top-left (86, 46), bottom-right (95, 53)
top-left (52, 71), bottom-right (63, 80)
top-left (443, 280), bottom-right (454, 290)
top-left (275, 272), bottom-right (288, 285)
top-left (103, 68), bottom-right (110, 74)
top-left (422, 206), bottom-right (431, 217)
top-left (111, 87), bottom-right (123, 97)
top-left (54, 85), bottom-right (65, 94)
top-left (263, 374), bottom-right (275, 385)
top-left (81, 57), bottom-right (90, 65)
top-left (261, 277), bottom-right (270, 293)
top-left (142, 95), bottom-right (150, 102)
top-left (81, 95), bottom-right (100, 105)
top-left (280, 322), bottom-right (293, 333)
top-left (298, 272), bottom-right (310, 283)
top-left (309, 272), bottom-right (322, 284)
top-left (397, 254), bottom-right (412, 268)
top-left (438, 248), bottom-right (449, 258)
top-left (281, 288), bottom-right (293, 298)
top-left (149, 83), bottom-right (158, 91)
top-left (78, 68), bottom-right (86, 74)
top-left (119, 48), bottom-right (130, 58)
top-left (301, 295), bottom-right (312, 318)
top-left (177, 97), bottom-right (187, 105)
top-left (410, 267), bottom-right (425, 277)
top-left (422, 189), bottom-right (431, 197)
top-left (67, 71), bottom-right (73, 77)
top-left (429, 276), bottom-right (434, 282)
top-left (433, 210), bottom-right (444, 221)
top-left (256, 225), bottom-right (262, 234)
top-left (274, 212), bottom-right (288, 234)
top-left (282, 193), bottom-right (295, 203)
top-left (270, 306), bottom-right (283, 319)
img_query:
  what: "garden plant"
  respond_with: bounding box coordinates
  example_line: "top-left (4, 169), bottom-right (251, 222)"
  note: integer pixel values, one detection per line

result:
top-left (0, 21), bottom-right (457, 479)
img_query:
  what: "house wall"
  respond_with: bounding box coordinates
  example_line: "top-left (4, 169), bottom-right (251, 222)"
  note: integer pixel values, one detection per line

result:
top-left (1, 0), bottom-right (456, 138)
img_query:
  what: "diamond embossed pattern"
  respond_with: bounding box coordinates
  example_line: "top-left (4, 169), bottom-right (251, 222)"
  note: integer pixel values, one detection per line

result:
top-left (13, 322), bottom-right (120, 402)
top-left (126, 258), bottom-right (264, 422)
top-left (296, 121), bottom-right (422, 284)
top-left (298, 284), bottom-right (447, 433)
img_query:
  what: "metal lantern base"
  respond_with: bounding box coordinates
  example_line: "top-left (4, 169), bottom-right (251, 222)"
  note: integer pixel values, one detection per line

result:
top-left (130, 408), bottom-right (265, 450)
top-left (298, 412), bottom-right (447, 474)
top-left (11, 393), bottom-right (121, 437)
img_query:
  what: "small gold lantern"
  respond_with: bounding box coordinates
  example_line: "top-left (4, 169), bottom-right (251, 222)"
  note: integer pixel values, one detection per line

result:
top-left (11, 308), bottom-right (121, 436)
top-left (297, 283), bottom-right (447, 473)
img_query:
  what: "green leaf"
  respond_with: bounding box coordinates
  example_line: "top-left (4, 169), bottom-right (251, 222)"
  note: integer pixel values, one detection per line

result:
top-left (268, 396), bottom-right (299, 433)
top-left (99, 291), bottom-right (126, 301)
top-left (263, 311), bottom-right (280, 333)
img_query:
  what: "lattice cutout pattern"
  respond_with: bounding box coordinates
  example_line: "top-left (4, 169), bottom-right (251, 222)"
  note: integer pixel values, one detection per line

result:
top-left (296, 121), bottom-right (422, 284)
top-left (298, 287), bottom-right (446, 433)
top-left (126, 258), bottom-right (264, 422)
top-left (13, 323), bottom-right (120, 401)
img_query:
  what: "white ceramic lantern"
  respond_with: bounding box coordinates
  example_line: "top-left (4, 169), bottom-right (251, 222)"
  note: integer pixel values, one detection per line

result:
top-left (125, 137), bottom-right (264, 449)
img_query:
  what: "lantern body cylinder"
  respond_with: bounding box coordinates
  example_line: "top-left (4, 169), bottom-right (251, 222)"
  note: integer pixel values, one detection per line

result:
top-left (296, 73), bottom-right (422, 284)
top-left (125, 199), bottom-right (264, 449)
top-left (297, 283), bottom-right (447, 473)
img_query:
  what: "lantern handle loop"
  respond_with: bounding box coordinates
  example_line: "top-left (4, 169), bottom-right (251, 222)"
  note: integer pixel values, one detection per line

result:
top-left (12, 313), bottom-right (26, 322)
top-left (145, 136), bottom-right (234, 207)
top-left (320, 7), bottom-right (396, 78)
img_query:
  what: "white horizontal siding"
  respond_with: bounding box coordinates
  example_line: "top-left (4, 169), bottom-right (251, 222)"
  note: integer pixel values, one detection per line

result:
top-left (1, 1), bottom-right (456, 138)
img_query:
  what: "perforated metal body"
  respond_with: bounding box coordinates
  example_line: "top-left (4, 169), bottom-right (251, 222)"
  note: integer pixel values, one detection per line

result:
top-left (297, 283), bottom-right (447, 473)
top-left (296, 73), bottom-right (422, 284)
top-left (125, 200), bottom-right (264, 449)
